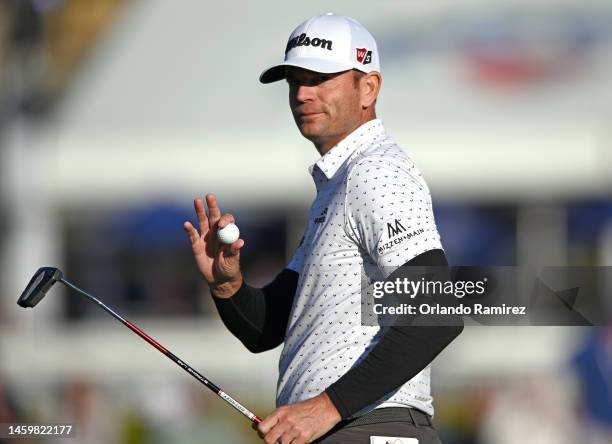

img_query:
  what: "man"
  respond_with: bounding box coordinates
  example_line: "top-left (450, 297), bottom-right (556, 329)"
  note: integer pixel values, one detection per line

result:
top-left (184, 13), bottom-right (462, 444)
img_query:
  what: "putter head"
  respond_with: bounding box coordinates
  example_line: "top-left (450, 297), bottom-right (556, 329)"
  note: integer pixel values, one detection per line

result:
top-left (17, 267), bottom-right (64, 308)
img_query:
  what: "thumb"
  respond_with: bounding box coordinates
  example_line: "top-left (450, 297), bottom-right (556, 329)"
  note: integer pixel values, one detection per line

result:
top-left (220, 239), bottom-right (244, 258)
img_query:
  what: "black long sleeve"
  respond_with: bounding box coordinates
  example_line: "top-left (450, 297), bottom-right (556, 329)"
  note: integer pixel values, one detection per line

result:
top-left (213, 250), bottom-right (463, 419)
top-left (326, 249), bottom-right (464, 419)
top-left (212, 269), bottom-right (298, 353)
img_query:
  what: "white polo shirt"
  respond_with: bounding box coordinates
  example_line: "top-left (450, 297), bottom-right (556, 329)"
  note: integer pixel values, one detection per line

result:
top-left (277, 119), bottom-right (443, 417)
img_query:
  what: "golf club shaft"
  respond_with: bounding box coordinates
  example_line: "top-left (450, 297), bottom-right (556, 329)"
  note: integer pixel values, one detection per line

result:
top-left (59, 278), bottom-right (262, 425)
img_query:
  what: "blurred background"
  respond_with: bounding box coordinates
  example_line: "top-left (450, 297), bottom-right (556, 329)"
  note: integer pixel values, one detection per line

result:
top-left (1, 0), bottom-right (611, 443)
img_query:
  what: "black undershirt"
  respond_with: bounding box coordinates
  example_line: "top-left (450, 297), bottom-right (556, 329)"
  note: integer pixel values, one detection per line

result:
top-left (213, 249), bottom-right (463, 419)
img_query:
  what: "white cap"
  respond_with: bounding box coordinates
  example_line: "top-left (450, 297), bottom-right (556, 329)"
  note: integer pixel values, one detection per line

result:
top-left (259, 13), bottom-right (381, 84)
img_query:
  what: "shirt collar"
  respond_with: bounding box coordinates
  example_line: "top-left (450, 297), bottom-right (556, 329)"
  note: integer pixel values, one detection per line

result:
top-left (309, 119), bottom-right (386, 180)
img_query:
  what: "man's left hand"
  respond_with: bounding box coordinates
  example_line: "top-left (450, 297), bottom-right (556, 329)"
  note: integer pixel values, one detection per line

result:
top-left (257, 392), bottom-right (341, 444)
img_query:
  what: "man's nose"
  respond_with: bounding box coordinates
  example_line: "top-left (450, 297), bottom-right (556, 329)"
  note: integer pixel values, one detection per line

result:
top-left (295, 84), bottom-right (316, 103)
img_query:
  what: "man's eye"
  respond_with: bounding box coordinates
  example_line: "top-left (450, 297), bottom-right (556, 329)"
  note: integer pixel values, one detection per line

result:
top-left (309, 76), bottom-right (329, 85)
top-left (286, 76), bottom-right (331, 87)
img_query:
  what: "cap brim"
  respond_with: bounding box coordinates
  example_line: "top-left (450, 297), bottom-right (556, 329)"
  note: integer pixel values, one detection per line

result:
top-left (259, 57), bottom-right (354, 84)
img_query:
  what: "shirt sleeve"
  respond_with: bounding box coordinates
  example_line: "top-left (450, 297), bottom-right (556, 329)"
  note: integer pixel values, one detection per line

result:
top-left (344, 157), bottom-right (443, 277)
top-left (287, 235), bottom-right (306, 273)
top-left (212, 268), bottom-right (299, 353)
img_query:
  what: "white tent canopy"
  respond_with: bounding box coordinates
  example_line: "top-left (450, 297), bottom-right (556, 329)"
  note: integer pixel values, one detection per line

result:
top-left (35, 0), bottom-right (612, 204)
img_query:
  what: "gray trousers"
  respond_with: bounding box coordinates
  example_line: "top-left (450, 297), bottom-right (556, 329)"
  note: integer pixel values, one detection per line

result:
top-left (314, 408), bottom-right (442, 444)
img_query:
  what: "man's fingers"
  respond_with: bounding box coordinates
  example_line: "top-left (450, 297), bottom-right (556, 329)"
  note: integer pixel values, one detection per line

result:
top-left (280, 430), bottom-right (302, 444)
top-left (194, 198), bottom-right (209, 234)
top-left (263, 424), bottom-right (286, 444)
top-left (183, 221), bottom-right (199, 244)
top-left (218, 240), bottom-right (243, 263)
top-left (262, 421), bottom-right (299, 444)
top-left (257, 413), bottom-right (279, 436)
top-left (217, 213), bottom-right (236, 229)
top-left (206, 193), bottom-right (222, 228)
top-left (258, 409), bottom-right (287, 437)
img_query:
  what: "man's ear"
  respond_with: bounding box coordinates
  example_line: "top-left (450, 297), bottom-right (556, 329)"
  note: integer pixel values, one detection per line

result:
top-left (360, 72), bottom-right (381, 108)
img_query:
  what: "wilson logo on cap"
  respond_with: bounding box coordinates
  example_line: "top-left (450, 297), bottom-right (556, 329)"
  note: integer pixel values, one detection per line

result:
top-left (356, 48), bottom-right (372, 65)
top-left (285, 33), bottom-right (333, 54)
top-left (260, 14), bottom-right (380, 84)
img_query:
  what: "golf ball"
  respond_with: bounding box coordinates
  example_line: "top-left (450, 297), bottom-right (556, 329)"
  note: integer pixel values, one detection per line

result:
top-left (217, 223), bottom-right (240, 244)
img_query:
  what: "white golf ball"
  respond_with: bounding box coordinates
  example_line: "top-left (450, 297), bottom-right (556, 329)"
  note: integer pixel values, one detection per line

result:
top-left (217, 223), bottom-right (240, 244)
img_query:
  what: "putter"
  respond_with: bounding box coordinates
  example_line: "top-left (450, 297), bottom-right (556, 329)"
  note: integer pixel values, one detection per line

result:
top-left (17, 267), bottom-right (262, 425)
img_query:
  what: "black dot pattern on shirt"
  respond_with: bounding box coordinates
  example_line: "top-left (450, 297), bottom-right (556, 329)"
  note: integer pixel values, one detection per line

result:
top-left (281, 120), bottom-right (440, 416)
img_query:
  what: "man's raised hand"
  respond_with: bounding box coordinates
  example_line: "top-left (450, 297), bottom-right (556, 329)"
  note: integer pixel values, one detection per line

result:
top-left (184, 194), bottom-right (244, 298)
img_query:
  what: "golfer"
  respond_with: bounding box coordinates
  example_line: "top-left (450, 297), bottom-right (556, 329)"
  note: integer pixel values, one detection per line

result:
top-left (184, 13), bottom-right (463, 444)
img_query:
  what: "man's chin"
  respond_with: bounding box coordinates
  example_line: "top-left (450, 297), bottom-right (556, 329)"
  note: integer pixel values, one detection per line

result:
top-left (297, 122), bottom-right (325, 139)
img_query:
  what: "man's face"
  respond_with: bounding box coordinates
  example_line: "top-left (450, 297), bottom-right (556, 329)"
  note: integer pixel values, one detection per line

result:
top-left (286, 67), bottom-right (363, 153)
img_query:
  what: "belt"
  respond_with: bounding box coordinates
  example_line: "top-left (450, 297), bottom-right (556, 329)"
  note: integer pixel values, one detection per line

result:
top-left (341, 407), bottom-right (433, 429)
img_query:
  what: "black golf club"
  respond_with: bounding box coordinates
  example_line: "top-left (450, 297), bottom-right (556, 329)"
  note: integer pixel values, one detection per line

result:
top-left (17, 267), bottom-right (262, 425)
